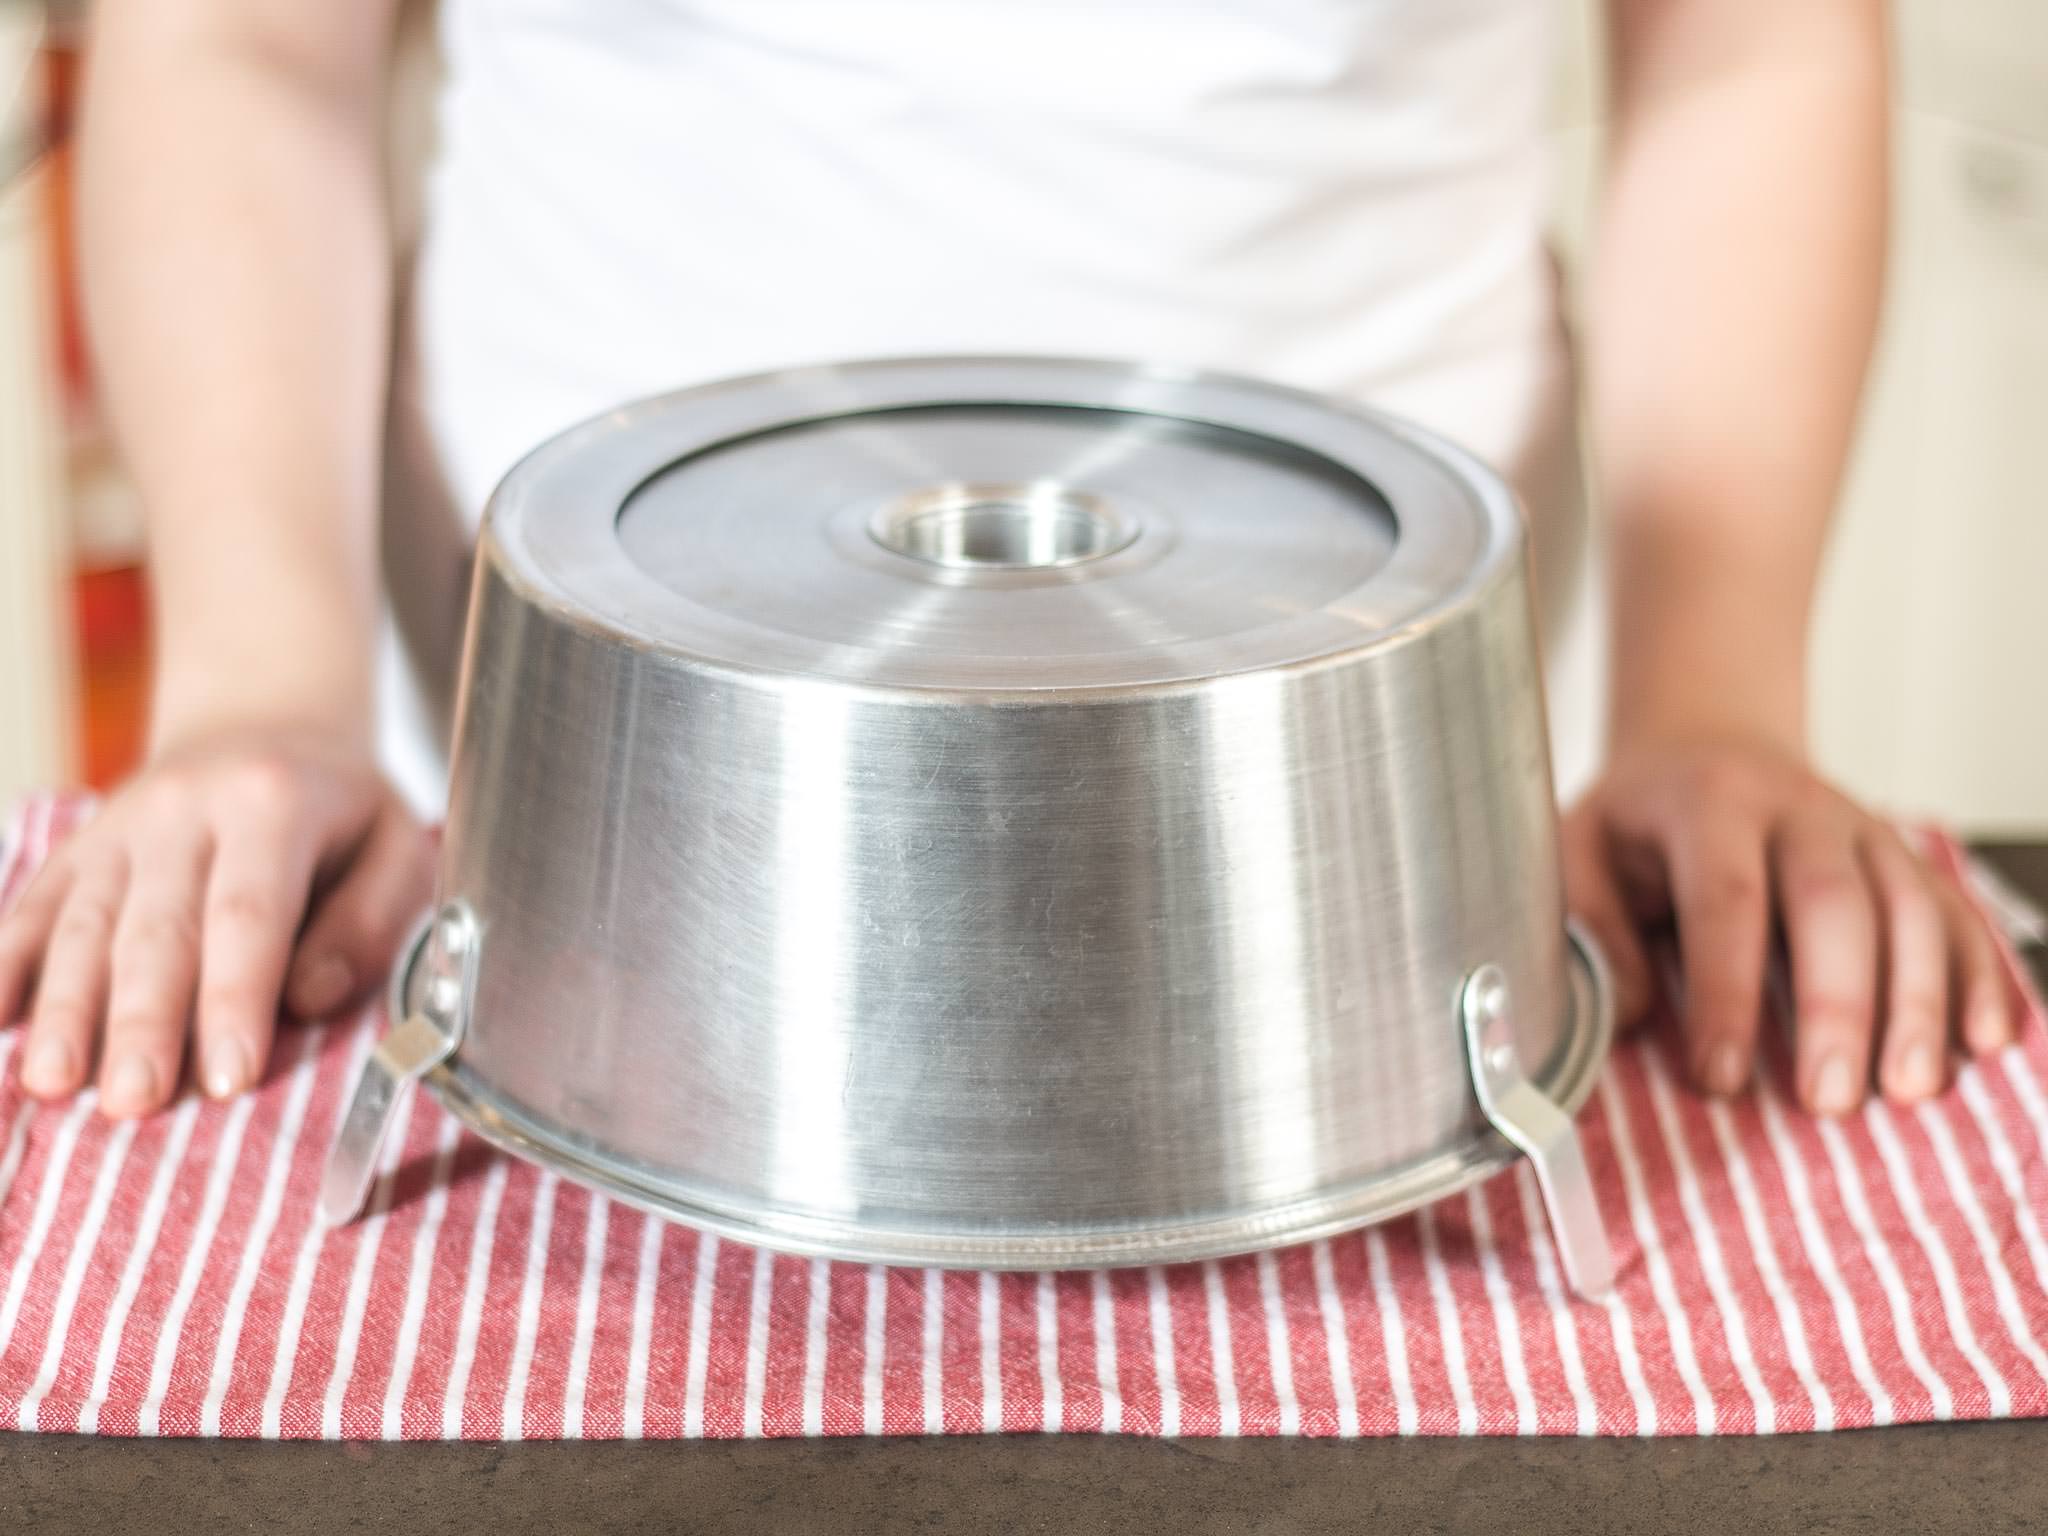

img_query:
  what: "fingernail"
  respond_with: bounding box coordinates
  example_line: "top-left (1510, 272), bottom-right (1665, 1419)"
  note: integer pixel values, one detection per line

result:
top-left (22, 1038), bottom-right (76, 1095)
top-left (1967, 1000), bottom-right (2011, 1054)
top-left (204, 1038), bottom-right (251, 1100)
top-left (293, 955), bottom-right (353, 1017)
top-left (1898, 1041), bottom-right (1944, 1098)
top-left (1703, 1041), bottom-right (1749, 1097)
top-left (107, 1055), bottom-right (157, 1113)
top-left (1811, 1052), bottom-right (1858, 1117)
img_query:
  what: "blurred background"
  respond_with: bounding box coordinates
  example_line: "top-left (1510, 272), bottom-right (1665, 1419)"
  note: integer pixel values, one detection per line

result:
top-left (0, 1), bottom-right (2042, 831)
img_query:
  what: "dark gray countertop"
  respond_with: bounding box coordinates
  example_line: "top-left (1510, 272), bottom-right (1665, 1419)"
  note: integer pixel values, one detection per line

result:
top-left (5, 844), bottom-right (2045, 1535)
top-left (4, 1421), bottom-right (2046, 1534)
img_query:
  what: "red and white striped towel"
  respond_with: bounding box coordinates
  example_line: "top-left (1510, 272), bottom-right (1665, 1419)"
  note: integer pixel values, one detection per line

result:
top-left (2, 791), bottom-right (2046, 1439)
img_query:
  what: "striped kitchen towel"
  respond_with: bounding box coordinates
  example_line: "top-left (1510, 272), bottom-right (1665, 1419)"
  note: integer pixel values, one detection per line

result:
top-left (1, 790), bottom-right (2046, 1439)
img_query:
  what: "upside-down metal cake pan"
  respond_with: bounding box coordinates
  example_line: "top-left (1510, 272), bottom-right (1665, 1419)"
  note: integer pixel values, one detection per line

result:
top-left (323, 357), bottom-right (1616, 1295)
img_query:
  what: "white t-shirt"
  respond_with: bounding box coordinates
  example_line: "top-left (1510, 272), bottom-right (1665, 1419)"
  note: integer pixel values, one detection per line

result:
top-left (382, 0), bottom-right (1593, 811)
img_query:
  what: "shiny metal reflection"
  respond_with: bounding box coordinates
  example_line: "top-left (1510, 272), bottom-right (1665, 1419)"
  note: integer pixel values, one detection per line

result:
top-left (869, 481), bottom-right (1139, 569)
top-left (325, 356), bottom-right (1614, 1284)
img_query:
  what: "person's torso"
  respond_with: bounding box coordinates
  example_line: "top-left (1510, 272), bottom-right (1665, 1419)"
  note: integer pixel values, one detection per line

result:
top-left (380, 0), bottom-right (1587, 808)
top-left (406, 0), bottom-right (1566, 513)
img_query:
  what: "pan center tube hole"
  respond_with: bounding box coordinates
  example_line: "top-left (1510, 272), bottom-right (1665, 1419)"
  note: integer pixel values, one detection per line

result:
top-left (868, 482), bottom-right (1139, 570)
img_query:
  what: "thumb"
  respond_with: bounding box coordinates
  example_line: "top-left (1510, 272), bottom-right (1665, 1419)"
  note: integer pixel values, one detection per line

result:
top-left (286, 803), bottom-right (434, 1019)
top-left (1559, 803), bottom-right (1656, 1030)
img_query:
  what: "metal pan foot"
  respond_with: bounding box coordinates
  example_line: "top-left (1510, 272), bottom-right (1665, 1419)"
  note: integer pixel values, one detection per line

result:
top-left (318, 903), bottom-right (478, 1227)
top-left (1461, 959), bottom-right (1616, 1301)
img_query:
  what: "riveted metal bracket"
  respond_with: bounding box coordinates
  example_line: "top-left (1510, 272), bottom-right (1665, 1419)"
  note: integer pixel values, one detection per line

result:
top-left (319, 901), bottom-right (478, 1227)
top-left (1461, 963), bottom-right (1615, 1300)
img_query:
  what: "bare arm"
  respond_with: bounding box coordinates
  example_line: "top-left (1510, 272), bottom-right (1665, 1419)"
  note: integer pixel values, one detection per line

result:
top-left (0, 0), bottom-right (427, 1116)
top-left (1592, 0), bottom-right (1886, 752)
top-left (82, 0), bottom-right (397, 743)
top-left (1567, 0), bottom-right (2015, 1114)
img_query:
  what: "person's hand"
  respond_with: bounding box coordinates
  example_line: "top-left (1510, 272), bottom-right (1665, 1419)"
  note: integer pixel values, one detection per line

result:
top-left (0, 725), bottom-right (431, 1117)
top-left (1562, 734), bottom-right (2016, 1116)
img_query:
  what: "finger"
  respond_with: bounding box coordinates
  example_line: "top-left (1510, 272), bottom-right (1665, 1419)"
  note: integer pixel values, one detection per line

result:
top-left (1941, 878), bottom-right (2013, 1057)
top-left (195, 784), bottom-right (320, 1100)
top-left (1559, 807), bottom-right (1654, 1030)
top-left (287, 805), bottom-right (433, 1018)
top-left (25, 855), bottom-right (129, 1101)
top-left (100, 822), bottom-right (211, 1117)
top-left (1666, 817), bottom-right (1771, 1098)
top-left (1862, 828), bottom-right (1950, 1104)
top-left (1774, 810), bottom-right (1880, 1116)
top-left (0, 856), bottom-right (73, 1031)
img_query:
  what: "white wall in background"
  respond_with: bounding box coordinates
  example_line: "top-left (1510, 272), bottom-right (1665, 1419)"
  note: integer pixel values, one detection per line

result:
top-left (1552, 0), bottom-right (2048, 836)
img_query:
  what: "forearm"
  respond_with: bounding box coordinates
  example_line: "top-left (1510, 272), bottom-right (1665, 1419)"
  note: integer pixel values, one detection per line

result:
top-left (1590, 0), bottom-right (1888, 753)
top-left (78, 2), bottom-right (397, 753)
